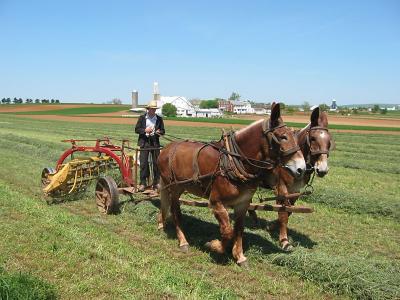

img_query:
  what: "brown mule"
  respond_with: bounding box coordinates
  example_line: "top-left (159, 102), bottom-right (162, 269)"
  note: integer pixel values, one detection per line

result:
top-left (258, 107), bottom-right (334, 250)
top-left (157, 103), bottom-right (306, 265)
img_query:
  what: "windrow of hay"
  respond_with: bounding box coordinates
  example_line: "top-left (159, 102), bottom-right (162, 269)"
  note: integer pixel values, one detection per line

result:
top-left (271, 249), bottom-right (400, 300)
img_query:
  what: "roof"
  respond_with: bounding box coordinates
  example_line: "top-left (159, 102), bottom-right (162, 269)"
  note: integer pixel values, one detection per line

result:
top-left (160, 96), bottom-right (194, 109)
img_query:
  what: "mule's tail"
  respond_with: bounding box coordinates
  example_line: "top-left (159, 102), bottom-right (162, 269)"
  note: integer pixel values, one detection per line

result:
top-left (158, 178), bottom-right (171, 229)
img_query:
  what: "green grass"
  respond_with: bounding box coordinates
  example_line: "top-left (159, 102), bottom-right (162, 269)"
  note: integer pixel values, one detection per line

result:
top-left (271, 249), bottom-right (400, 300)
top-left (0, 114), bottom-right (399, 299)
top-left (2, 105), bottom-right (131, 115)
top-left (0, 267), bottom-right (57, 300)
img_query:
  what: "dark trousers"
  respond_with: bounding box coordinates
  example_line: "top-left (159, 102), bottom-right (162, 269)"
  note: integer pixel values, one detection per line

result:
top-left (139, 144), bottom-right (160, 186)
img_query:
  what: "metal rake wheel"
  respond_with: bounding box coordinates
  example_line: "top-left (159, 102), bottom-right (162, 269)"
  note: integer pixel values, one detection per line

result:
top-left (41, 167), bottom-right (55, 189)
top-left (95, 176), bottom-right (120, 214)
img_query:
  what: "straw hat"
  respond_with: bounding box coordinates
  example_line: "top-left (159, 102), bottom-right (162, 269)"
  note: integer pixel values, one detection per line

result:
top-left (146, 100), bottom-right (159, 109)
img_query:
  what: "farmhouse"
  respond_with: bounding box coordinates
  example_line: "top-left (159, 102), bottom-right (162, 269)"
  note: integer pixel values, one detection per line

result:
top-left (218, 99), bottom-right (234, 113)
top-left (232, 100), bottom-right (254, 114)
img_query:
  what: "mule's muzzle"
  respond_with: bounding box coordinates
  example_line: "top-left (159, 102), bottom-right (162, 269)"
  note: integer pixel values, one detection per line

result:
top-left (316, 167), bottom-right (328, 177)
top-left (284, 162), bottom-right (306, 179)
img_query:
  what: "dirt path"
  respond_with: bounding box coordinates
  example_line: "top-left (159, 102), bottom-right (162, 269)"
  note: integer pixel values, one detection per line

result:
top-left (239, 114), bottom-right (400, 127)
top-left (10, 114), bottom-right (400, 135)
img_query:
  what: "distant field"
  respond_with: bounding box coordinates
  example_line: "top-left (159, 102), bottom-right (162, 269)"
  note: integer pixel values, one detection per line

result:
top-left (1, 104), bottom-right (399, 132)
top-left (0, 114), bottom-right (399, 299)
top-left (1, 105), bottom-right (131, 115)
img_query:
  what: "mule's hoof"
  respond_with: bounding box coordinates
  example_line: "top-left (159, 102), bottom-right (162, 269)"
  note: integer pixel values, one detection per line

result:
top-left (282, 243), bottom-right (293, 252)
top-left (238, 259), bottom-right (249, 269)
top-left (157, 223), bottom-right (164, 230)
top-left (204, 241), bottom-right (212, 249)
top-left (179, 244), bottom-right (189, 253)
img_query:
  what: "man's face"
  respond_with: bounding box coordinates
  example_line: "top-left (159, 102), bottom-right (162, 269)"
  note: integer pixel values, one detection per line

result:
top-left (148, 108), bottom-right (156, 116)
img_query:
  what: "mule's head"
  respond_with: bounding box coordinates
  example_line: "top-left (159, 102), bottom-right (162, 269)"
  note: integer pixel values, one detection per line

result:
top-left (304, 107), bottom-right (334, 177)
top-left (262, 103), bottom-right (306, 179)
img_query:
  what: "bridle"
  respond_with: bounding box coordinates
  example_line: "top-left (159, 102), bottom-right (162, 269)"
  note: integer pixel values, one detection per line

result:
top-left (262, 119), bottom-right (300, 158)
top-left (305, 126), bottom-right (331, 157)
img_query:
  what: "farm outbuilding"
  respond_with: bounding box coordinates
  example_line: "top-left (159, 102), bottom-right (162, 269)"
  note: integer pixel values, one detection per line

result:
top-left (195, 108), bottom-right (222, 118)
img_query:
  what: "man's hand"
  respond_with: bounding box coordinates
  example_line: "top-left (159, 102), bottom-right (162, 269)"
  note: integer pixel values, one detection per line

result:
top-left (156, 129), bottom-right (161, 135)
top-left (145, 126), bottom-right (153, 134)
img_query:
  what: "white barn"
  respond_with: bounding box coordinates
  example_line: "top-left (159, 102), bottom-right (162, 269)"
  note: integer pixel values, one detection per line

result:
top-left (156, 96), bottom-right (195, 117)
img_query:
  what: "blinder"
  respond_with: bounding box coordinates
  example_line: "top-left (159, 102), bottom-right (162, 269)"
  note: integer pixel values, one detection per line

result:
top-left (262, 119), bottom-right (300, 157)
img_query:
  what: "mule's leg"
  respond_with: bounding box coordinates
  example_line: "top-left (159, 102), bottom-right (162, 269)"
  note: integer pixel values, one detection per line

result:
top-left (248, 210), bottom-right (259, 226)
top-left (170, 198), bottom-right (189, 252)
top-left (206, 201), bottom-right (233, 254)
top-left (232, 202), bottom-right (250, 266)
top-left (277, 197), bottom-right (298, 251)
top-left (278, 211), bottom-right (292, 251)
top-left (158, 179), bottom-right (168, 230)
top-left (159, 183), bottom-right (189, 251)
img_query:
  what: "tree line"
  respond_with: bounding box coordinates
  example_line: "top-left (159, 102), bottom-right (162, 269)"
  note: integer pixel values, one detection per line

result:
top-left (1, 98), bottom-right (60, 104)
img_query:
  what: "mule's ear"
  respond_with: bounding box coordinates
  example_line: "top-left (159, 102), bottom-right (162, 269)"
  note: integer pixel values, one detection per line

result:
top-left (310, 107), bottom-right (320, 127)
top-left (270, 102), bottom-right (281, 126)
top-left (319, 111), bottom-right (329, 127)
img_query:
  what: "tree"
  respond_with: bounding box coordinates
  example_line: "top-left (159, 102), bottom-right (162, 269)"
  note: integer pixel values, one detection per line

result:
top-left (111, 98), bottom-right (122, 105)
top-left (162, 103), bottom-right (177, 117)
top-left (35, 99), bottom-right (40, 103)
top-left (286, 106), bottom-right (295, 113)
top-left (55, 99), bottom-right (60, 103)
top-left (372, 105), bottom-right (380, 113)
top-left (302, 101), bottom-right (310, 111)
top-left (319, 104), bottom-right (329, 111)
top-left (380, 108), bottom-right (387, 114)
top-left (199, 99), bottom-right (218, 109)
top-left (228, 92), bottom-right (240, 101)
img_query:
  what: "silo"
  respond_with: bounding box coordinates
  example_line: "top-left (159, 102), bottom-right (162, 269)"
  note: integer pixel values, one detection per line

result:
top-left (131, 90), bottom-right (138, 108)
top-left (153, 82), bottom-right (160, 101)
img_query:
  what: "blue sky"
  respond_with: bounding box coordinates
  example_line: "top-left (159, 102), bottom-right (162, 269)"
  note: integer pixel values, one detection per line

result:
top-left (0, 0), bottom-right (399, 105)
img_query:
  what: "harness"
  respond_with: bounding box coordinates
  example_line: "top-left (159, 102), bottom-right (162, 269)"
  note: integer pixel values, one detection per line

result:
top-left (162, 119), bottom-right (300, 191)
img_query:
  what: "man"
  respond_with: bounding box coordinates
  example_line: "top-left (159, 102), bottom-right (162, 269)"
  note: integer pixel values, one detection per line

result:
top-left (135, 100), bottom-right (165, 192)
